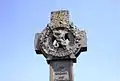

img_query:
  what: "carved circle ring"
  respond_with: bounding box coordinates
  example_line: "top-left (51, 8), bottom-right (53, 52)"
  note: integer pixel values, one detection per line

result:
top-left (38, 25), bottom-right (81, 57)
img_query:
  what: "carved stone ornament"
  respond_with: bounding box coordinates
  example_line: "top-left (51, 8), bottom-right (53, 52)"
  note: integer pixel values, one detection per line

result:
top-left (34, 10), bottom-right (87, 62)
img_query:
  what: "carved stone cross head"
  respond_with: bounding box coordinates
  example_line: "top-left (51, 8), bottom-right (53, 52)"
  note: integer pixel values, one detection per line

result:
top-left (34, 10), bottom-right (87, 63)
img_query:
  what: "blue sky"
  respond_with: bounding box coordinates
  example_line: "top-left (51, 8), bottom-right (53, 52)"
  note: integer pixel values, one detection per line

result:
top-left (0, 0), bottom-right (120, 81)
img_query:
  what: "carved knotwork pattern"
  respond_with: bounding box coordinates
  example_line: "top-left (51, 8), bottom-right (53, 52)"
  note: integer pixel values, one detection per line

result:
top-left (37, 23), bottom-right (85, 57)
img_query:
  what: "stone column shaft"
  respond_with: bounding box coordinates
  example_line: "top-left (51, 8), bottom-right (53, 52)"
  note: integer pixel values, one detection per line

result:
top-left (50, 60), bottom-right (74, 81)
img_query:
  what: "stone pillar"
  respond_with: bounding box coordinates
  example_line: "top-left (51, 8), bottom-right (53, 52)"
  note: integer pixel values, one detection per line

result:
top-left (50, 60), bottom-right (74, 81)
top-left (34, 10), bottom-right (87, 81)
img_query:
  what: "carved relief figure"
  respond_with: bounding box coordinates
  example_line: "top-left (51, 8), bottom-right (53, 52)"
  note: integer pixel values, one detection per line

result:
top-left (52, 29), bottom-right (69, 49)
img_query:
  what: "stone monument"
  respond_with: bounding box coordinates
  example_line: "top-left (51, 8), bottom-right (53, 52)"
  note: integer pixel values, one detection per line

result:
top-left (34, 10), bottom-right (87, 81)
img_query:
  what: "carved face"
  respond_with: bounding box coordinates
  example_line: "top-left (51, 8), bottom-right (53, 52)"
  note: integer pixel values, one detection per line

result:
top-left (52, 29), bottom-right (69, 48)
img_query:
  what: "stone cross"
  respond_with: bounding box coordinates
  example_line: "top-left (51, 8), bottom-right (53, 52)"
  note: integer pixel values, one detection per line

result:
top-left (34, 10), bottom-right (87, 81)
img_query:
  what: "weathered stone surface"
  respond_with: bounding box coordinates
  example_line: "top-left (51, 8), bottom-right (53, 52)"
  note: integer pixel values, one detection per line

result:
top-left (34, 10), bottom-right (87, 62)
top-left (50, 10), bottom-right (69, 29)
top-left (50, 61), bottom-right (73, 81)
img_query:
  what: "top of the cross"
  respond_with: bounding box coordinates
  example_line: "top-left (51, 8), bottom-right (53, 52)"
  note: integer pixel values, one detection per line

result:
top-left (49, 10), bottom-right (70, 29)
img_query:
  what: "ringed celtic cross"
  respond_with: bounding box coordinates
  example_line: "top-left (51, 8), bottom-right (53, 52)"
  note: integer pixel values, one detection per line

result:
top-left (34, 10), bottom-right (87, 81)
